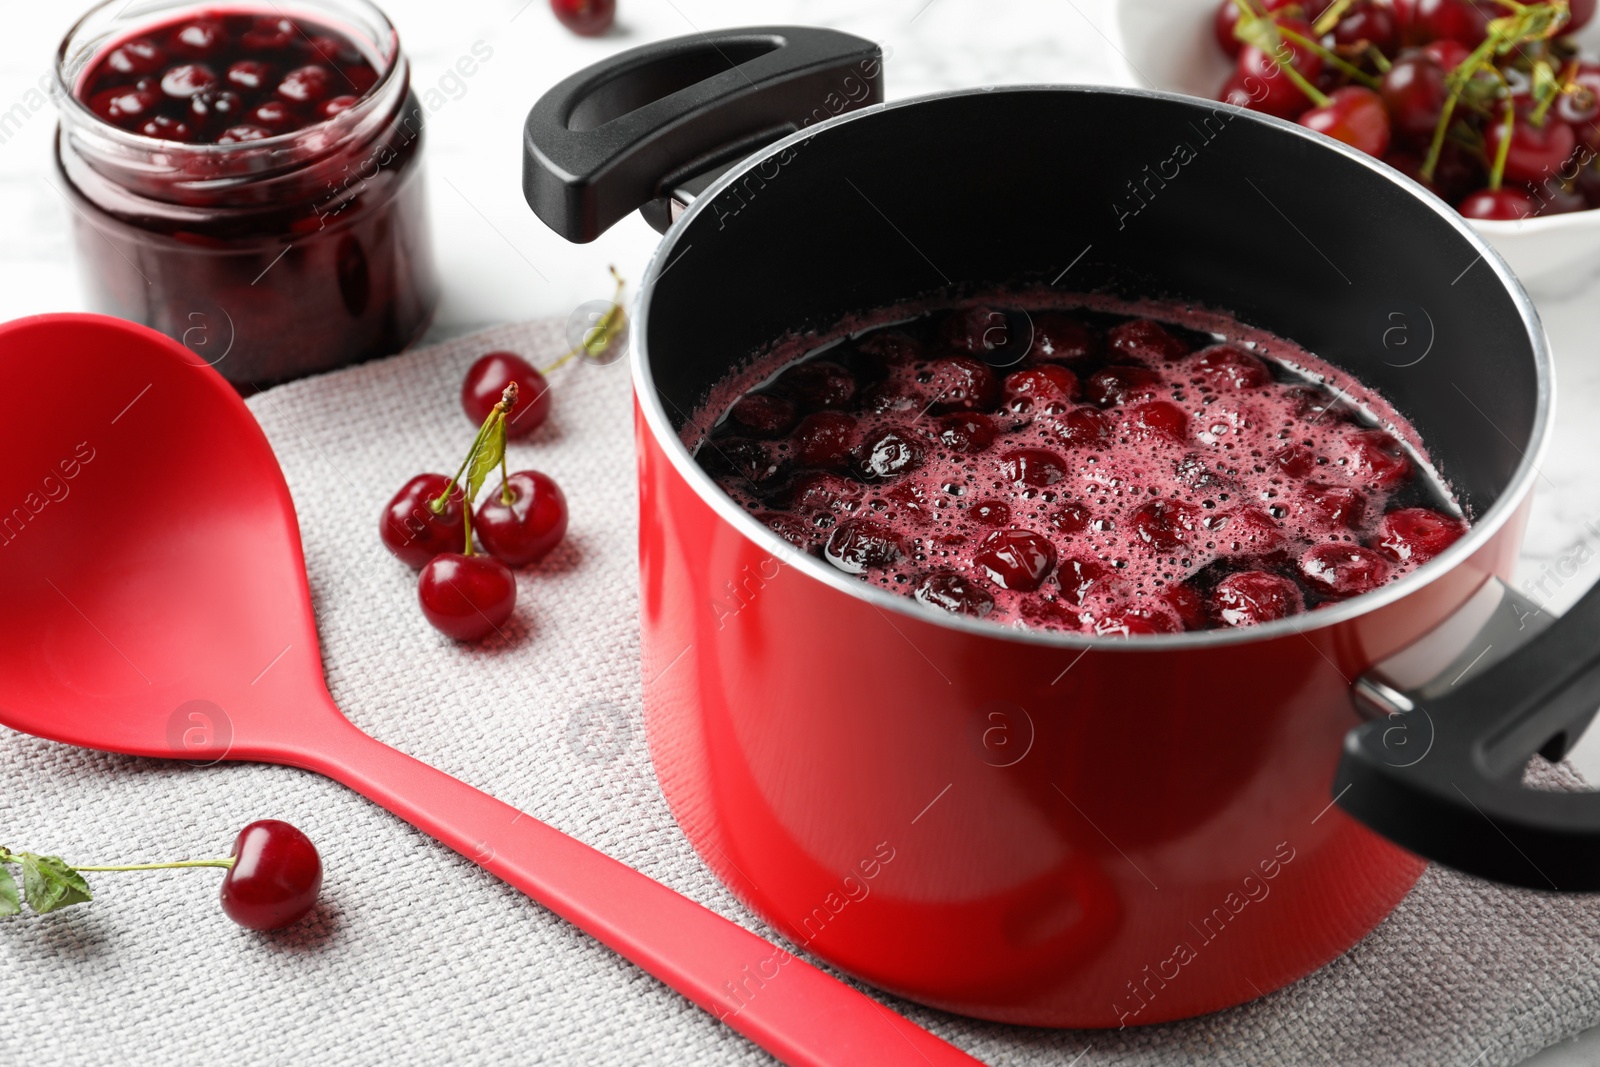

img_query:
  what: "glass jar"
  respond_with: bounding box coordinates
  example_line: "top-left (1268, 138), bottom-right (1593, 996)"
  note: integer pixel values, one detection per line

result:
top-left (55, 0), bottom-right (439, 388)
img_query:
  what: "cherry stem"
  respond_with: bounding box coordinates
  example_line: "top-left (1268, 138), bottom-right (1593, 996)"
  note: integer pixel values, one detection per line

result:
top-left (540, 266), bottom-right (627, 375)
top-left (1490, 96), bottom-right (1515, 189)
top-left (499, 448), bottom-right (513, 506)
top-left (431, 384), bottom-right (519, 514)
top-left (1312, 0), bottom-right (1353, 35)
top-left (74, 858), bottom-right (236, 872)
top-left (1279, 27), bottom-right (1379, 89)
top-left (1366, 44), bottom-right (1392, 73)
top-left (1276, 50), bottom-right (1332, 107)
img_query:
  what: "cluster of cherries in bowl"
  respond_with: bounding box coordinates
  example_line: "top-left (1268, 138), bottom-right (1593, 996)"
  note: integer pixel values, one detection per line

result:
top-left (380, 352), bottom-right (570, 642)
top-left (696, 303), bottom-right (1468, 634)
top-left (79, 10), bottom-right (380, 145)
top-left (1214, 0), bottom-right (1600, 219)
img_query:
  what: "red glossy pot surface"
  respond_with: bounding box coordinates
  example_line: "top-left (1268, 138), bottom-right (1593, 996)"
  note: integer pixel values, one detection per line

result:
top-left (636, 402), bottom-right (1530, 1028)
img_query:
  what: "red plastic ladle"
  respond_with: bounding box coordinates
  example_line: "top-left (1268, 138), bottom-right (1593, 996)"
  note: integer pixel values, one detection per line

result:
top-left (0, 315), bottom-right (982, 1067)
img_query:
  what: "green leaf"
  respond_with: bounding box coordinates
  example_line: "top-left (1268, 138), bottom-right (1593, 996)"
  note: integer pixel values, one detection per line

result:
top-left (20, 853), bottom-right (92, 914)
top-left (0, 866), bottom-right (19, 917)
top-left (465, 416), bottom-right (507, 503)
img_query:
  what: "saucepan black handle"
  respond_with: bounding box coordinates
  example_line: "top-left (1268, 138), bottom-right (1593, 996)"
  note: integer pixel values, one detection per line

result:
top-left (522, 26), bottom-right (883, 242)
top-left (1336, 579), bottom-right (1600, 890)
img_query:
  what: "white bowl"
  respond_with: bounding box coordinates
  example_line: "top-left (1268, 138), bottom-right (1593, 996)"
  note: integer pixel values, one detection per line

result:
top-left (1113, 0), bottom-right (1600, 296)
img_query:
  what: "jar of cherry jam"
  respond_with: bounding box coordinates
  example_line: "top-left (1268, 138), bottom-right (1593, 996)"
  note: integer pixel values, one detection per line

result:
top-left (54, 1), bottom-right (439, 388)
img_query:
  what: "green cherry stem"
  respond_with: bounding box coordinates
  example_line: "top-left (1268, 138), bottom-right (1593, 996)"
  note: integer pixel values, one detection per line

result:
top-left (74, 858), bottom-right (235, 872)
top-left (1278, 27), bottom-right (1380, 89)
top-left (1313, 0), bottom-right (1354, 35)
top-left (1489, 98), bottom-right (1515, 189)
top-left (541, 266), bottom-right (628, 375)
top-left (1276, 52), bottom-right (1331, 107)
top-left (431, 383), bottom-right (519, 513)
top-left (433, 417), bottom-right (495, 512)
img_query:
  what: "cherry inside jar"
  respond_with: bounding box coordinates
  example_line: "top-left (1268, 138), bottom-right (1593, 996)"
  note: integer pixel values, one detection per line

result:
top-left (55, 0), bottom-right (439, 388)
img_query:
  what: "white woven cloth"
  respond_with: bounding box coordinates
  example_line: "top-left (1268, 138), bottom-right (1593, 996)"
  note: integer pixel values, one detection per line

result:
top-left (4, 320), bottom-right (1600, 1067)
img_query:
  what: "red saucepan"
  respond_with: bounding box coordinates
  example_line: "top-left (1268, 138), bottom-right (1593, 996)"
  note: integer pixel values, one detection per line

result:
top-left (523, 28), bottom-right (1598, 1027)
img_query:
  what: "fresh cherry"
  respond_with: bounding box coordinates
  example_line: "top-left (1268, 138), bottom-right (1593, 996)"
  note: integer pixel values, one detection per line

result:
top-left (1213, 0), bottom-right (1298, 58)
top-left (1484, 109), bottom-right (1579, 186)
top-left (1212, 571), bottom-right (1304, 626)
top-left (1402, 0), bottom-right (1489, 47)
top-left (381, 473), bottom-right (468, 568)
top-left (1234, 18), bottom-right (1326, 119)
top-left (476, 471), bottom-right (569, 567)
top-left (1374, 506), bottom-right (1465, 562)
top-left (218, 820), bottom-right (323, 932)
top-left (1420, 38), bottom-right (1470, 71)
top-left (418, 552), bottom-right (517, 640)
top-left (973, 529), bottom-right (1057, 591)
top-left (463, 351), bottom-right (551, 439)
top-left (551, 0), bottom-right (617, 36)
top-left (1299, 86), bottom-right (1392, 157)
top-left (1299, 542), bottom-right (1393, 596)
top-left (914, 571), bottom-right (996, 616)
top-left (1332, 1), bottom-right (1400, 53)
top-left (1458, 186), bottom-right (1535, 219)
top-left (1381, 52), bottom-right (1449, 141)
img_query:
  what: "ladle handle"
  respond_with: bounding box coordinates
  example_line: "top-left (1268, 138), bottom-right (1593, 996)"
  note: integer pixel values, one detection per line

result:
top-left (301, 718), bottom-right (981, 1067)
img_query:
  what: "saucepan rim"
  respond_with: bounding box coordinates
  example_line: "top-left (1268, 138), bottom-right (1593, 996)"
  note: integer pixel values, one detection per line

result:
top-left (631, 83), bottom-right (1554, 651)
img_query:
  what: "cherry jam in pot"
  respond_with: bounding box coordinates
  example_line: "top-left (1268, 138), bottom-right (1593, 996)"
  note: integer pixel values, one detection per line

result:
top-left (55, 1), bottom-right (438, 387)
top-left (688, 296), bottom-right (1468, 635)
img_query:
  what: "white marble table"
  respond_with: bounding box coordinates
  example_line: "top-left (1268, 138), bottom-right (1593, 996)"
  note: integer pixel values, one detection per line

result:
top-left (2, 1), bottom-right (1599, 1062)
